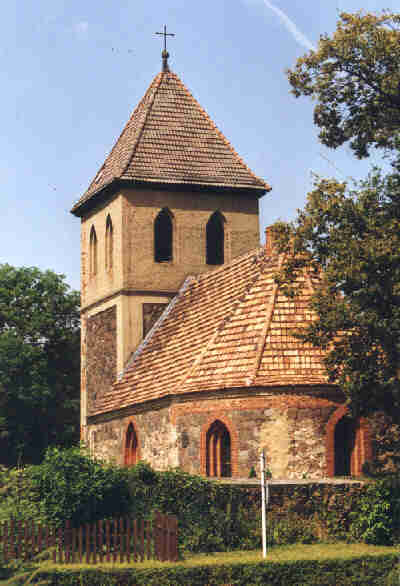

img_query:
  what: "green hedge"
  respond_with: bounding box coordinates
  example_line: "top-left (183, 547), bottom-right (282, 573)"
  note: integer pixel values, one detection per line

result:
top-left (33, 555), bottom-right (399, 585)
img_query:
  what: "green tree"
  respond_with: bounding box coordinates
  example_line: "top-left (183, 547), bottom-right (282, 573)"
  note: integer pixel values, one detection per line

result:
top-left (0, 265), bottom-right (80, 466)
top-left (272, 163), bottom-right (400, 424)
top-left (287, 11), bottom-right (400, 158)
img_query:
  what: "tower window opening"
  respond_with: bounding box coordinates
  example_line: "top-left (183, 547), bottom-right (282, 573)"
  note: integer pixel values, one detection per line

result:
top-left (206, 211), bottom-right (225, 265)
top-left (105, 215), bottom-right (113, 270)
top-left (89, 226), bottom-right (97, 276)
top-left (206, 420), bottom-right (231, 477)
top-left (154, 208), bottom-right (173, 262)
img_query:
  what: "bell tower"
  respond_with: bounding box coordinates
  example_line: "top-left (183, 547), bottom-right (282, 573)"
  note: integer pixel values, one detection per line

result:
top-left (71, 48), bottom-right (270, 436)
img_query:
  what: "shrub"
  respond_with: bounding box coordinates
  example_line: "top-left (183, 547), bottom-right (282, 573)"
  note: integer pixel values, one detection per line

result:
top-left (125, 465), bottom-right (260, 553)
top-left (32, 554), bottom-right (400, 585)
top-left (28, 445), bottom-right (131, 527)
top-left (0, 466), bottom-right (40, 523)
top-left (350, 477), bottom-right (400, 545)
top-left (269, 512), bottom-right (318, 545)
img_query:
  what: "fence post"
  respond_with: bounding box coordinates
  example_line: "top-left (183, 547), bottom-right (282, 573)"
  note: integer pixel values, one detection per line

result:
top-left (153, 512), bottom-right (160, 561)
top-left (98, 520), bottom-right (103, 564)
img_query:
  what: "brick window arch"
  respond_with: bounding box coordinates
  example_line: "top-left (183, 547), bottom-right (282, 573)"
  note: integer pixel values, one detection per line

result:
top-left (200, 414), bottom-right (238, 477)
top-left (124, 421), bottom-right (140, 466)
top-left (105, 215), bottom-right (113, 270)
top-left (326, 405), bottom-right (372, 477)
top-left (206, 211), bottom-right (225, 265)
top-left (89, 226), bottom-right (97, 276)
top-left (154, 208), bottom-right (173, 262)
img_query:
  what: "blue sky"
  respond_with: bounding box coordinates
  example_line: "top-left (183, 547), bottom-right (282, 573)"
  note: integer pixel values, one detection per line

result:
top-left (3, 0), bottom-right (397, 291)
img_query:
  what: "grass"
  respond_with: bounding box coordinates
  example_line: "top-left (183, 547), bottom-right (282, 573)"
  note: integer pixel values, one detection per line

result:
top-left (35, 542), bottom-right (400, 571)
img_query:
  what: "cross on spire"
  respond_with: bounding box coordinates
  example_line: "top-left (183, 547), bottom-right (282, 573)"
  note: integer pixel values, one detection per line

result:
top-left (155, 25), bottom-right (175, 72)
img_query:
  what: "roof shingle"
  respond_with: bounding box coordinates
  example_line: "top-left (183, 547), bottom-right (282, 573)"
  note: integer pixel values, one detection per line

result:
top-left (91, 249), bottom-right (329, 417)
top-left (71, 70), bottom-right (270, 215)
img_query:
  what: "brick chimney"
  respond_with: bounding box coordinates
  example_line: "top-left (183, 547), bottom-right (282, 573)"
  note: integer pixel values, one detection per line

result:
top-left (265, 225), bottom-right (276, 256)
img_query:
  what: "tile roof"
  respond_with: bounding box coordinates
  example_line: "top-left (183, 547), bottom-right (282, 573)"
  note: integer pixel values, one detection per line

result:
top-left (71, 70), bottom-right (270, 215)
top-left (91, 249), bottom-right (329, 417)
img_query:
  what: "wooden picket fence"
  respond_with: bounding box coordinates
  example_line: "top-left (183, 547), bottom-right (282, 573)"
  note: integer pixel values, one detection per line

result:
top-left (0, 512), bottom-right (178, 564)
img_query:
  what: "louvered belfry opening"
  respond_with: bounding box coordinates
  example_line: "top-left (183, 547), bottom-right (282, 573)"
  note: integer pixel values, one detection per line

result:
top-left (206, 420), bottom-right (231, 477)
top-left (154, 208), bottom-right (173, 262)
top-left (334, 415), bottom-right (357, 476)
top-left (125, 423), bottom-right (138, 467)
top-left (206, 211), bottom-right (224, 265)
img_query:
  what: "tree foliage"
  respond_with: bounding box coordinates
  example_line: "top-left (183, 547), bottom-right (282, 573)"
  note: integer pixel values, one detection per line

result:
top-left (287, 11), bottom-right (400, 158)
top-left (272, 164), bottom-right (400, 424)
top-left (0, 265), bottom-right (80, 466)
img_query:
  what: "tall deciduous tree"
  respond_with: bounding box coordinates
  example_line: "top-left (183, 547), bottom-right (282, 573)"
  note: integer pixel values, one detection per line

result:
top-left (287, 11), bottom-right (400, 158)
top-left (273, 163), bottom-right (400, 424)
top-left (0, 265), bottom-right (80, 466)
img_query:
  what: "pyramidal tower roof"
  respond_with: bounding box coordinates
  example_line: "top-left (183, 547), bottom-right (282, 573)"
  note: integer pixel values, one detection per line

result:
top-left (71, 60), bottom-right (270, 216)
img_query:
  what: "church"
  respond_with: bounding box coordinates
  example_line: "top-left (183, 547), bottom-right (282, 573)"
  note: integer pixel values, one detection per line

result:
top-left (71, 46), bottom-right (372, 479)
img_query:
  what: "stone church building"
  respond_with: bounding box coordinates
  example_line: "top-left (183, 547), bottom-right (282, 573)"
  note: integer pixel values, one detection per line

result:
top-left (71, 51), bottom-right (372, 479)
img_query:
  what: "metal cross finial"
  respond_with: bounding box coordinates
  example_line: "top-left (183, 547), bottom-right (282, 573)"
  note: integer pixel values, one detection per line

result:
top-left (155, 25), bottom-right (175, 52)
top-left (155, 25), bottom-right (175, 72)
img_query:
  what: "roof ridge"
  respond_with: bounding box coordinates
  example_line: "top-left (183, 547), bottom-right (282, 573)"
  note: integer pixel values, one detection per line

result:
top-left (179, 253), bottom-right (267, 392)
top-left (117, 274), bottom-right (195, 380)
top-left (171, 72), bottom-right (271, 191)
top-left (79, 74), bottom-right (162, 201)
top-left (248, 253), bottom-right (286, 384)
top-left (120, 73), bottom-right (164, 177)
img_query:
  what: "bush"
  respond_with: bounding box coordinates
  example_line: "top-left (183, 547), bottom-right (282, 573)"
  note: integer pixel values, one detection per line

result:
top-left (269, 513), bottom-right (318, 545)
top-left (28, 445), bottom-right (131, 527)
top-left (32, 554), bottom-right (399, 585)
top-left (350, 477), bottom-right (400, 545)
top-left (386, 563), bottom-right (400, 585)
top-left (126, 465), bottom-right (260, 553)
top-left (0, 465), bottom-right (41, 523)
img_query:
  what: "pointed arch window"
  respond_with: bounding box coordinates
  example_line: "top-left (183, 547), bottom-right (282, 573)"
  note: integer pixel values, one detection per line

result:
top-left (89, 226), bottom-right (97, 277)
top-left (124, 423), bottom-right (139, 467)
top-left (206, 420), bottom-right (231, 477)
top-left (105, 215), bottom-right (113, 270)
top-left (154, 208), bottom-right (173, 262)
top-left (206, 211), bottom-right (225, 265)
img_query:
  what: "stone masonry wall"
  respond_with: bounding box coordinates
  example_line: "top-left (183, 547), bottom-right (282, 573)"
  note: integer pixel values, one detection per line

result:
top-left (142, 303), bottom-right (168, 337)
top-left (86, 306), bottom-right (117, 415)
top-left (89, 391), bottom-right (342, 478)
top-left (88, 405), bottom-right (179, 469)
top-left (173, 392), bottom-right (340, 479)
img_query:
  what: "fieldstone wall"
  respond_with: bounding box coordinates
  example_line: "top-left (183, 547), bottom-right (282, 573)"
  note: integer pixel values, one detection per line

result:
top-left (88, 405), bottom-right (179, 469)
top-left (286, 405), bottom-right (335, 478)
top-left (142, 303), bottom-right (168, 337)
top-left (172, 393), bottom-right (339, 479)
top-left (86, 306), bottom-right (117, 415)
top-left (88, 391), bottom-right (351, 479)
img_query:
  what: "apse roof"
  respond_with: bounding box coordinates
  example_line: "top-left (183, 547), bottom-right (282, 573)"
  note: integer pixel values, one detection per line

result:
top-left (91, 248), bottom-right (329, 417)
top-left (71, 68), bottom-right (270, 216)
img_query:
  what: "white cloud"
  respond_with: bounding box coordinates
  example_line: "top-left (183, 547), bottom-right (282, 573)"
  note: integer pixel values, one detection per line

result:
top-left (73, 21), bottom-right (89, 39)
top-left (251, 0), bottom-right (316, 52)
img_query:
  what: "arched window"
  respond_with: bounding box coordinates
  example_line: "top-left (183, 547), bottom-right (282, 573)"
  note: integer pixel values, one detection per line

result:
top-left (154, 208), bottom-right (173, 262)
top-left (124, 423), bottom-right (138, 467)
top-left (105, 215), bottom-right (113, 270)
top-left (89, 226), bottom-right (97, 276)
top-left (334, 415), bottom-right (357, 476)
top-left (206, 211), bottom-right (225, 265)
top-left (206, 420), bottom-right (231, 477)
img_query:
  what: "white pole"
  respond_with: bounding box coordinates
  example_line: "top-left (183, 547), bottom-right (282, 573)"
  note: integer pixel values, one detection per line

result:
top-left (260, 450), bottom-right (267, 558)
